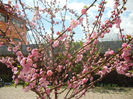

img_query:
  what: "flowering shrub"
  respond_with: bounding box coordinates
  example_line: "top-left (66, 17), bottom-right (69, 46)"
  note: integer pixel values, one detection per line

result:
top-left (0, 0), bottom-right (133, 99)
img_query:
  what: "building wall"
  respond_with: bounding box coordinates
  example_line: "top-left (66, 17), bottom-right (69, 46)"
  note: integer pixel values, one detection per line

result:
top-left (0, 8), bottom-right (27, 44)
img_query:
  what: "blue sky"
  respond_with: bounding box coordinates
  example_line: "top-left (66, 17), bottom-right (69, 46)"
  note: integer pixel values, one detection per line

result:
top-left (3, 0), bottom-right (133, 43)
top-left (67, 0), bottom-right (133, 41)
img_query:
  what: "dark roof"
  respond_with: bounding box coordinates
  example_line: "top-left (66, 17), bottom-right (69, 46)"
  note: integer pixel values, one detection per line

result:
top-left (0, 41), bottom-right (129, 56)
top-left (97, 41), bottom-right (123, 53)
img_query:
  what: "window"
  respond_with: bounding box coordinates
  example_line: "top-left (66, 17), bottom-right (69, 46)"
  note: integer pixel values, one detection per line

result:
top-left (0, 13), bottom-right (7, 22)
top-left (11, 18), bottom-right (23, 28)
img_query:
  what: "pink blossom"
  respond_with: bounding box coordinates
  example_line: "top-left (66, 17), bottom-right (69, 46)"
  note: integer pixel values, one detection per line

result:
top-left (79, 17), bottom-right (84, 24)
top-left (70, 20), bottom-right (79, 29)
top-left (52, 40), bottom-right (59, 48)
top-left (101, 1), bottom-right (105, 4)
top-left (28, 55), bottom-right (33, 59)
top-left (26, 47), bottom-right (31, 52)
top-left (13, 46), bottom-right (19, 52)
top-left (20, 57), bottom-right (26, 67)
top-left (33, 57), bottom-right (38, 62)
top-left (46, 88), bottom-right (50, 94)
top-left (104, 49), bottom-right (114, 56)
top-left (57, 65), bottom-right (62, 72)
top-left (98, 5), bottom-right (102, 8)
top-left (82, 68), bottom-right (87, 74)
top-left (81, 8), bottom-right (87, 15)
top-left (115, 18), bottom-right (121, 28)
top-left (56, 31), bottom-right (60, 35)
top-left (121, 50), bottom-right (130, 61)
top-left (93, 40), bottom-right (98, 44)
top-left (67, 81), bottom-right (72, 89)
top-left (101, 6), bottom-right (105, 12)
top-left (90, 77), bottom-right (93, 82)
top-left (26, 58), bottom-right (33, 67)
top-left (67, 27), bottom-right (71, 31)
top-left (17, 56), bottom-right (22, 62)
top-left (101, 24), bottom-right (105, 28)
top-left (82, 78), bottom-right (88, 84)
top-left (16, 51), bottom-right (23, 56)
top-left (20, 57), bottom-right (33, 72)
top-left (100, 33), bottom-right (104, 38)
top-left (103, 66), bottom-right (108, 71)
top-left (59, 34), bottom-right (67, 41)
top-left (92, 32), bottom-right (96, 38)
top-left (31, 48), bottom-right (39, 57)
top-left (8, 47), bottom-right (12, 52)
top-left (123, 56), bottom-right (130, 61)
top-left (125, 73), bottom-right (131, 77)
top-left (47, 70), bottom-right (53, 76)
top-left (33, 64), bottom-right (37, 68)
top-left (109, 50), bottom-right (114, 55)
top-left (113, 2), bottom-right (119, 9)
top-left (75, 54), bottom-right (83, 63)
top-left (98, 70), bottom-right (106, 77)
top-left (122, 43), bottom-right (127, 48)
top-left (15, 4), bottom-right (19, 8)
top-left (12, 67), bottom-right (18, 74)
top-left (108, 23), bottom-right (112, 28)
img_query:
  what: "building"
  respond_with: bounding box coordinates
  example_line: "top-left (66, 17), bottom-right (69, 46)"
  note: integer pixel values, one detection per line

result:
top-left (0, 2), bottom-right (27, 44)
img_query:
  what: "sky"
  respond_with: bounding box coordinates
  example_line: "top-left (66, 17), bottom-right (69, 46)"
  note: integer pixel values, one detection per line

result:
top-left (65, 0), bottom-right (133, 41)
top-left (2, 0), bottom-right (133, 42)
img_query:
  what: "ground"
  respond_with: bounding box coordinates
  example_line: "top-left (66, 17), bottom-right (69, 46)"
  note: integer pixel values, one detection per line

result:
top-left (0, 86), bottom-right (133, 99)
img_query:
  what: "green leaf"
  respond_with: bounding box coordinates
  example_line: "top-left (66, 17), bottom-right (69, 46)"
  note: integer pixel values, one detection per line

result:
top-left (17, 65), bottom-right (21, 68)
top-left (25, 82), bottom-right (29, 86)
top-left (84, 5), bottom-right (87, 8)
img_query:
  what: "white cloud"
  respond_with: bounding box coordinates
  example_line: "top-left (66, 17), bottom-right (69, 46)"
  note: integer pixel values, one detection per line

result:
top-left (121, 12), bottom-right (133, 35)
top-left (67, 2), bottom-right (85, 13)
top-left (100, 0), bottom-right (133, 41)
top-left (106, 0), bottom-right (114, 9)
top-left (126, 0), bottom-right (133, 12)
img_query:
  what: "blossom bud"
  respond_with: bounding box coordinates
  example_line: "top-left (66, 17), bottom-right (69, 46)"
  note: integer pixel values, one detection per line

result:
top-left (47, 70), bottom-right (53, 76)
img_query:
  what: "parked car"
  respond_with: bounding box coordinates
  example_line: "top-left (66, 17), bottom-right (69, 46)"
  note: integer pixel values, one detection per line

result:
top-left (0, 77), bottom-right (4, 87)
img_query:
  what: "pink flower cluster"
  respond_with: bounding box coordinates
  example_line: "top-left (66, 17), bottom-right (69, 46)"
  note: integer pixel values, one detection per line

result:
top-left (115, 17), bottom-right (121, 28)
top-left (0, 0), bottom-right (132, 99)
top-left (121, 43), bottom-right (132, 61)
top-left (31, 48), bottom-right (40, 57)
top-left (52, 40), bottom-right (59, 48)
top-left (20, 57), bottom-right (33, 72)
top-left (104, 49), bottom-right (114, 56)
top-left (47, 70), bottom-right (53, 76)
top-left (69, 18), bottom-right (83, 29)
top-left (75, 54), bottom-right (83, 63)
top-left (81, 8), bottom-right (87, 15)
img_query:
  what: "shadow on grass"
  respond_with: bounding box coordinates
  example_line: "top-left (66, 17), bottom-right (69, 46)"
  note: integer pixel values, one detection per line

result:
top-left (89, 85), bottom-right (132, 93)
